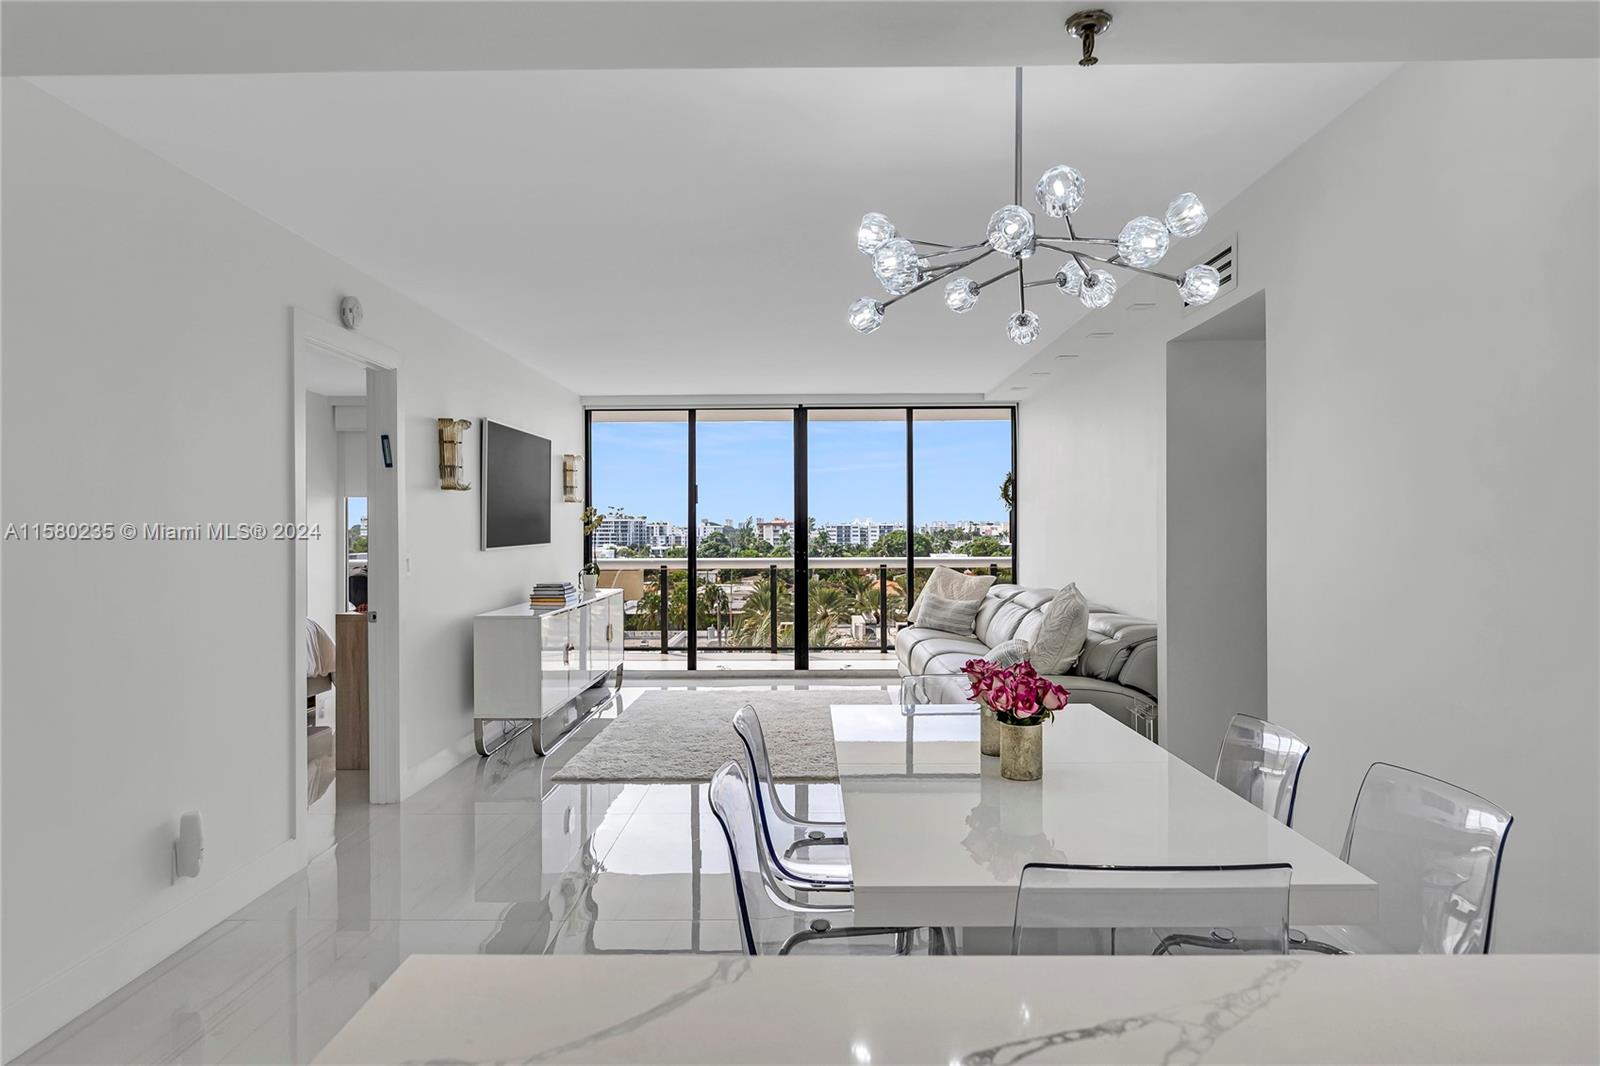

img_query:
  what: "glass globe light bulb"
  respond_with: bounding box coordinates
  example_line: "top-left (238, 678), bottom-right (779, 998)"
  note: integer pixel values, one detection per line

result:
top-left (857, 212), bottom-right (895, 256)
top-left (1054, 259), bottom-right (1085, 296)
top-left (848, 298), bottom-right (885, 334)
top-left (1078, 269), bottom-right (1117, 310)
top-left (943, 277), bottom-right (980, 314)
top-left (986, 204), bottom-right (1036, 257)
top-left (1007, 310), bottom-right (1041, 345)
top-left (1117, 216), bottom-right (1170, 268)
top-left (1179, 264), bottom-right (1222, 305)
top-left (1164, 193), bottom-right (1208, 239)
top-left (872, 237), bottom-right (921, 294)
top-left (1035, 165), bottom-right (1086, 219)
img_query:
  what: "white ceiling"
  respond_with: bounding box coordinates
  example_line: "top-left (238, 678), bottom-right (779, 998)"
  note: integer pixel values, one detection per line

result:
top-left (31, 63), bottom-right (1395, 396)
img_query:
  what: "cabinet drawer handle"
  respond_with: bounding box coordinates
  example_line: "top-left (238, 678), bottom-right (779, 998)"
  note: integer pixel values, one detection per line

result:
top-left (606, 623), bottom-right (614, 642)
top-left (564, 643), bottom-right (574, 665)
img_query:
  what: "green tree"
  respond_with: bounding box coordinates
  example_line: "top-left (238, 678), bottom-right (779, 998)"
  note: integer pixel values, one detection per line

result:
top-left (348, 524), bottom-right (368, 553)
top-left (634, 570), bottom-right (728, 634)
top-left (729, 519), bottom-right (764, 556)
top-left (808, 579), bottom-right (850, 647)
top-left (871, 529), bottom-right (932, 558)
top-left (699, 530), bottom-right (732, 558)
top-left (960, 535), bottom-right (1007, 558)
top-left (734, 571), bottom-right (792, 648)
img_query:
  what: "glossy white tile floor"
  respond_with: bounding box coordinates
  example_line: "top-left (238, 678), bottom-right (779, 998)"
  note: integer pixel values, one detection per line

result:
top-left (15, 681), bottom-right (887, 1065)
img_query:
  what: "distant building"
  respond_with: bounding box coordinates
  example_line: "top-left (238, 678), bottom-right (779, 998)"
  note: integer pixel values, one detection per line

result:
top-left (824, 518), bottom-right (903, 548)
top-left (755, 517), bottom-right (794, 545)
top-left (592, 513), bottom-right (651, 550)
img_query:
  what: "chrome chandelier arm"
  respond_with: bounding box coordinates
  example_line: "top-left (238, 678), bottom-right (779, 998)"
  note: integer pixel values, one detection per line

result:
top-left (972, 263), bottom-right (1021, 293)
top-left (882, 248), bottom-right (995, 308)
top-left (909, 240), bottom-right (988, 256)
top-left (1038, 243), bottom-right (1185, 285)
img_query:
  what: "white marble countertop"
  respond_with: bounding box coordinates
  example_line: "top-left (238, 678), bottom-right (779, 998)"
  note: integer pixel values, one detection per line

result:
top-left (314, 953), bottom-right (1600, 1064)
top-left (831, 704), bottom-right (1375, 928)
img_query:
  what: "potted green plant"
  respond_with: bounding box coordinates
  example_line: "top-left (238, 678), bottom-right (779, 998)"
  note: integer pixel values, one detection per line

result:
top-left (580, 507), bottom-right (606, 595)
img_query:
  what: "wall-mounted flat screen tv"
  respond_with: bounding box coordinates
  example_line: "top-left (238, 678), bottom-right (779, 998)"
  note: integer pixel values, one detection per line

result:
top-left (481, 419), bottom-right (551, 549)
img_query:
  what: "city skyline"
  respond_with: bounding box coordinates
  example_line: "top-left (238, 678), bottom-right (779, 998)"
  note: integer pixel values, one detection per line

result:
top-left (590, 417), bottom-right (1012, 524)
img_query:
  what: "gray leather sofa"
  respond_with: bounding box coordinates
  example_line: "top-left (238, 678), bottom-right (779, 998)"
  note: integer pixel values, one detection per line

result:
top-left (895, 584), bottom-right (1159, 737)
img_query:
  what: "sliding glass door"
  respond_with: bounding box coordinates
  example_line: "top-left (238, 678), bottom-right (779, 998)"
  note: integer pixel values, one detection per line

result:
top-left (588, 410), bottom-right (688, 654)
top-left (912, 407), bottom-right (1016, 594)
top-left (694, 410), bottom-right (795, 657)
top-left (805, 409), bottom-right (908, 658)
top-left (586, 404), bottom-right (1016, 669)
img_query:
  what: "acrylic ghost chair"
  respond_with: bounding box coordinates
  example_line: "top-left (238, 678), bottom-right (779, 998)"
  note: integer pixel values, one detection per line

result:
top-left (1213, 713), bottom-right (1311, 827)
top-left (1011, 862), bottom-right (1294, 957)
top-left (707, 760), bottom-right (953, 955)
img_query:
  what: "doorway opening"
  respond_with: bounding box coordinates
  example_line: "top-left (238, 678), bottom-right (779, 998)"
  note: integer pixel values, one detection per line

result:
top-left (1161, 290), bottom-right (1267, 771)
top-left (293, 309), bottom-right (404, 861)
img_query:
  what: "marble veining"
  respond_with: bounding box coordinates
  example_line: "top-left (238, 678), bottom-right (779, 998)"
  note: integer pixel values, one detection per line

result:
top-left (958, 959), bottom-right (1299, 1066)
top-left (418, 957), bottom-right (756, 1066)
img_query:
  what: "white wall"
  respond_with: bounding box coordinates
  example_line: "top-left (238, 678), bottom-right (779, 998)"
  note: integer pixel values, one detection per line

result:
top-left (1, 80), bottom-right (582, 1055)
top-left (1161, 337), bottom-right (1267, 771)
top-left (305, 390), bottom-right (340, 632)
top-left (1017, 343), bottom-right (1163, 616)
top-left (1018, 59), bottom-right (1599, 951)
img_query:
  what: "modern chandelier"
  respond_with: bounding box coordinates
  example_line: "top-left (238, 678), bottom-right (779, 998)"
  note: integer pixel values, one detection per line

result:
top-left (848, 10), bottom-right (1221, 345)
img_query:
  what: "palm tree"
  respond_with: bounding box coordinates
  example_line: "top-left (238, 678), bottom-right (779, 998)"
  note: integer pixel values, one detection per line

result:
top-left (808, 581), bottom-right (850, 648)
top-left (734, 572), bottom-right (791, 648)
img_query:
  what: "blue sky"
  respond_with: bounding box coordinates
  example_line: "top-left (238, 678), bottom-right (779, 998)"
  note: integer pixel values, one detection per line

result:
top-left (590, 416), bottom-right (1011, 525)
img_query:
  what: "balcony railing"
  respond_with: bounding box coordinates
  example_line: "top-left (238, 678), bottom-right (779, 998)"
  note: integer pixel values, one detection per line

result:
top-left (596, 555), bottom-right (1014, 656)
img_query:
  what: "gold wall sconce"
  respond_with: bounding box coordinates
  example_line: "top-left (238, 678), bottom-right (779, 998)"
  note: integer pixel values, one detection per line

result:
top-left (562, 454), bottom-right (582, 503)
top-left (437, 418), bottom-right (472, 490)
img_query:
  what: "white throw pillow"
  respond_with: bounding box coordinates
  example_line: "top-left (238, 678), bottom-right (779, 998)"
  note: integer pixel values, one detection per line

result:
top-left (909, 565), bottom-right (996, 625)
top-left (918, 594), bottom-right (982, 635)
top-left (1028, 583), bottom-right (1089, 674)
top-left (983, 638), bottom-right (1031, 668)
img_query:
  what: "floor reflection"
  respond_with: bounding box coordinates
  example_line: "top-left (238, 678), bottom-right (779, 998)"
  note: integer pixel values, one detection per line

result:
top-left (18, 682), bottom-right (885, 1064)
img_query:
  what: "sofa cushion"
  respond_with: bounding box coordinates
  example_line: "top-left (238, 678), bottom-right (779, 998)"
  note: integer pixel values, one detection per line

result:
top-left (917, 593), bottom-right (982, 635)
top-left (1077, 614), bottom-right (1159, 683)
top-left (983, 638), bottom-right (1031, 668)
top-left (976, 587), bottom-right (1053, 646)
top-left (909, 566), bottom-right (995, 624)
top-left (906, 635), bottom-right (989, 675)
top-left (1023, 583), bottom-right (1090, 674)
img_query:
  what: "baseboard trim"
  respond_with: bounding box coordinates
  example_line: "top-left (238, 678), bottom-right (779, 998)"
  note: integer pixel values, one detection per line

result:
top-left (401, 730), bottom-right (478, 800)
top-left (2, 837), bottom-right (305, 1061)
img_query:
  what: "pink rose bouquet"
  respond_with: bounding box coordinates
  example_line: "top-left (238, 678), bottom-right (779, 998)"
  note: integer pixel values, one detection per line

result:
top-left (960, 657), bottom-right (1070, 726)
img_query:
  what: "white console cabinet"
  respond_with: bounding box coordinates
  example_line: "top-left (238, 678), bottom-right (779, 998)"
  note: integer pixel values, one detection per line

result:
top-left (473, 588), bottom-right (624, 756)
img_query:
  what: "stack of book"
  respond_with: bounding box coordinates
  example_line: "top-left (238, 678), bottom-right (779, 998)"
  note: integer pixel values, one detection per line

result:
top-left (529, 581), bottom-right (579, 609)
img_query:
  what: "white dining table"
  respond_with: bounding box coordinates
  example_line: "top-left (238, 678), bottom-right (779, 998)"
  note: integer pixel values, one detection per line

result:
top-left (829, 703), bottom-right (1378, 929)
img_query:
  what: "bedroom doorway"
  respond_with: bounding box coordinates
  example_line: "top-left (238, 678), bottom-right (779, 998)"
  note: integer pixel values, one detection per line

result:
top-left (292, 308), bottom-right (404, 860)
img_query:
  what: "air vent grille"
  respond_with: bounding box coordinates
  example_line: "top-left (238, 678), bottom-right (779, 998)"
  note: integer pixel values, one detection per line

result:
top-left (1183, 235), bottom-right (1238, 314)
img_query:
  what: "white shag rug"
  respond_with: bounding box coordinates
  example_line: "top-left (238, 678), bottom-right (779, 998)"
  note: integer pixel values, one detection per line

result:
top-left (549, 688), bottom-right (889, 783)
